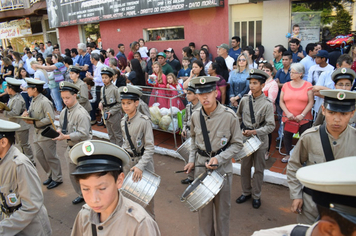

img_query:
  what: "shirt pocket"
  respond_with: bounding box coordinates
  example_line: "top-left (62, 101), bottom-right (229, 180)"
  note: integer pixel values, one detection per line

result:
top-left (216, 130), bottom-right (231, 149)
top-left (0, 183), bottom-right (20, 207)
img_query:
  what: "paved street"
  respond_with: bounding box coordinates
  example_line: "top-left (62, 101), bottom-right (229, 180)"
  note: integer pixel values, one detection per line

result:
top-left (34, 138), bottom-right (296, 236)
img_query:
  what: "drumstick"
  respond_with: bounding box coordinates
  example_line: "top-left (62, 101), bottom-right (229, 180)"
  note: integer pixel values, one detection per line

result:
top-left (47, 112), bottom-right (56, 130)
top-left (175, 165), bottom-right (219, 173)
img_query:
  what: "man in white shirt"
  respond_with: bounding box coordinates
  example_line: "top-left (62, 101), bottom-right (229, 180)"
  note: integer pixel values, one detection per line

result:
top-left (300, 43), bottom-right (317, 81)
top-left (307, 50), bottom-right (334, 86)
top-left (25, 50), bottom-right (36, 77)
top-left (45, 41), bottom-right (53, 56)
top-left (217, 43), bottom-right (234, 71)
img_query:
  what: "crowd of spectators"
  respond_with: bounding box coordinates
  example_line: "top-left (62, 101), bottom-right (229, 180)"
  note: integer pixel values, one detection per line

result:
top-left (0, 34), bottom-right (354, 162)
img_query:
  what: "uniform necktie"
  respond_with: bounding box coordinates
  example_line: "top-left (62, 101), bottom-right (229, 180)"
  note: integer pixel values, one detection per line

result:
top-left (62, 109), bottom-right (68, 134)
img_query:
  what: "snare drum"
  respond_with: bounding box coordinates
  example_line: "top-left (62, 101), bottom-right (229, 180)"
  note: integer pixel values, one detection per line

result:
top-left (235, 135), bottom-right (262, 161)
top-left (120, 169), bottom-right (161, 207)
top-left (177, 138), bottom-right (191, 162)
top-left (181, 170), bottom-right (225, 212)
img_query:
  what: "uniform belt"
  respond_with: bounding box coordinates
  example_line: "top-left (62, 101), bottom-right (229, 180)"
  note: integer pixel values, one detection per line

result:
top-left (1, 203), bottom-right (21, 215)
top-left (126, 148), bottom-right (145, 158)
top-left (197, 145), bottom-right (228, 157)
top-left (103, 102), bottom-right (117, 107)
top-left (303, 187), bottom-right (313, 196)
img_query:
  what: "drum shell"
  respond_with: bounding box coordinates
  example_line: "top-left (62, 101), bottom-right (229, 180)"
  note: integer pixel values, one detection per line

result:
top-left (235, 135), bottom-right (262, 161)
top-left (181, 171), bottom-right (225, 212)
top-left (177, 138), bottom-right (191, 162)
top-left (119, 169), bottom-right (160, 207)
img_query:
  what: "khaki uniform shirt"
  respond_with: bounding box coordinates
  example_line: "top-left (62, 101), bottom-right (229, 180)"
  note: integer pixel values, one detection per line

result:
top-left (4, 93), bottom-right (30, 131)
top-left (100, 83), bottom-right (121, 115)
top-left (138, 99), bottom-right (151, 118)
top-left (313, 105), bottom-right (356, 128)
top-left (121, 111), bottom-right (155, 172)
top-left (252, 223), bottom-right (316, 236)
top-left (236, 94), bottom-right (275, 150)
top-left (28, 93), bottom-right (55, 142)
top-left (189, 102), bottom-right (244, 176)
top-left (74, 79), bottom-right (92, 112)
top-left (183, 101), bottom-right (201, 132)
top-left (71, 192), bottom-right (160, 236)
top-left (0, 146), bottom-right (51, 236)
top-left (59, 102), bottom-right (92, 147)
top-left (287, 125), bottom-right (356, 199)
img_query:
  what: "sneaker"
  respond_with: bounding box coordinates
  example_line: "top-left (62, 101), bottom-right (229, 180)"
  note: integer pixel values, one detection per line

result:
top-left (264, 152), bottom-right (269, 161)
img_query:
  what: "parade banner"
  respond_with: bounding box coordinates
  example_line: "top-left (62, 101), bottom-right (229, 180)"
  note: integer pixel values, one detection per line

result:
top-left (291, 12), bottom-right (321, 49)
top-left (0, 17), bottom-right (32, 39)
top-left (46, 0), bottom-right (224, 28)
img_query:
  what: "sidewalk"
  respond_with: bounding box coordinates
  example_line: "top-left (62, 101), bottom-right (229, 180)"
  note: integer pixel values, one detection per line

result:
top-left (75, 119), bottom-right (292, 187)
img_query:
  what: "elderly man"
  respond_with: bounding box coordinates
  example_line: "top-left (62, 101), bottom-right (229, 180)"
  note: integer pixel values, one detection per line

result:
top-left (76, 43), bottom-right (93, 80)
top-left (217, 43), bottom-right (234, 71)
top-left (145, 48), bottom-right (158, 80)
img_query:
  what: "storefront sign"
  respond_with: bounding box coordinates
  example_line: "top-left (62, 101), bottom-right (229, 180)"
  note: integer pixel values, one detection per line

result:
top-left (291, 12), bottom-right (321, 49)
top-left (46, 0), bottom-right (224, 28)
top-left (0, 18), bottom-right (32, 39)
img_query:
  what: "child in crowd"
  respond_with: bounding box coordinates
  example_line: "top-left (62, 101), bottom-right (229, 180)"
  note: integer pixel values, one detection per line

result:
top-left (289, 24), bottom-right (303, 52)
top-left (180, 82), bottom-right (201, 185)
top-left (138, 38), bottom-right (149, 61)
top-left (166, 73), bottom-right (185, 110)
top-left (118, 85), bottom-right (156, 219)
top-left (148, 62), bottom-right (168, 108)
top-left (83, 77), bottom-right (97, 125)
top-left (177, 57), bottom-right (191, 81)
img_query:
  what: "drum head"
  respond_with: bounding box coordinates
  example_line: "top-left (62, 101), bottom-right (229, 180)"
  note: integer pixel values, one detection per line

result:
top-left (181, 171), bottom-right (207, 199)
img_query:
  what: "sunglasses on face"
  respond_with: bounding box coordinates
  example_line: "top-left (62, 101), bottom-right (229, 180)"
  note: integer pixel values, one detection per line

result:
top-left (259, 60), bottom-right (267, 64)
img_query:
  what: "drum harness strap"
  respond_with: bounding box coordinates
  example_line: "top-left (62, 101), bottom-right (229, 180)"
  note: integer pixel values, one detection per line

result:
top-left (198, 109), bottom-right (229, 158)
top-left (125, 120), bottom-right (144, 158)
top-left (91, 224), bottom-right (97, 236)
top-left (241, 95), bottom-right (264, 131)
top-left (290, 225), bottom-right (309, 236)
top-left (303, 124), bottom-right (335, 196)
top-left (0, 192), bottom-right (21, 216)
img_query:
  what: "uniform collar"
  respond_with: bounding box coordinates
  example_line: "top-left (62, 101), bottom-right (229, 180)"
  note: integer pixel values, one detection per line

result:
top-left (201, 101), bottom-right (222, 117)
top-left (326, 123), bottom-right (350, 140)
top-left (0, 145), bottom-right (15, 163)
top-left (252, 92), bottom-right (265, 101)
top-left (126, 110), bottom-right (141, 122)
top-left (104, 83), bottom-right (113, 89)
top-left (306, 222), bottom-right (319, 236)
top-left (67, 101), bottom-right (79, 112)
top-left (90, 191), bottom-right (124, 225)
top-left (32, 93), bottom-right (43, 101)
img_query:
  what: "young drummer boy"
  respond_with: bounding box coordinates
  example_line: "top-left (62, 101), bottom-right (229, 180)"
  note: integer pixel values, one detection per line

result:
top-left (98, 66), bottom-right (123, 146)
top-left (235, 69), bottom-right (275, 209)
top-left (1, 77), bottom-right (35, 165)
top-left (68, 65), bottom-right (92, 113)
top-left (184, 76), bottom-right (243, 236)
top-left (180, 82), bottom-right (201, 185)
top-left (69, 140), bottom-right (160, 235)
top-left (54, 81), bottom-right (92, 205)
top-left (118, 85), bottom-right (156, 219)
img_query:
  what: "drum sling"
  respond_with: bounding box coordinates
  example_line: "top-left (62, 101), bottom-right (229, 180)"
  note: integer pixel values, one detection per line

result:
top-left (291, 225), bottom-right (309, 236)
top-left (303, 124), bottom-right (335, 195)
top-left (200, 109), bottom-right (212, 155)
top-left (125, 120), bottom-right (140, 157)
top-left (91, 224), bottom-right (97, 236)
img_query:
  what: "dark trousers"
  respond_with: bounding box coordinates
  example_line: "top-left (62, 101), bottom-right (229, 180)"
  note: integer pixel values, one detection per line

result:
top-left (21, 93), bottom-right (32, 110)
top-left (92, 86), bottom-right (102, 120)
top-left (283, 121), bottom-right (311, 155)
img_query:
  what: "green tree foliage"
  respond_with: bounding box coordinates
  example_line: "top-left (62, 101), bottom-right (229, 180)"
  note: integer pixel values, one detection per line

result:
top-left (330, 8), bottom-right (352, 35)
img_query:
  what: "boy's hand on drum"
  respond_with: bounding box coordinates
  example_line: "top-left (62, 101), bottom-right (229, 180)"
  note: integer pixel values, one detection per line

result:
top-left (184, 162), bottom-right (194, 173)
top-left (242, 130), bottom-right (256, 137)
top-left (131, 167), bottom-right (143, 182)
top-left (206, 157), bottom-right (218, 170)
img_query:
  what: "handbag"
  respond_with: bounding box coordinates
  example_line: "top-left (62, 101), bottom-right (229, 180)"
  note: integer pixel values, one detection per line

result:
top-left (284, 120), bottom-right (300, 133)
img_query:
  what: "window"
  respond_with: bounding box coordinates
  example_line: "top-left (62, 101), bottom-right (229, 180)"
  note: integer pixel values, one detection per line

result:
top-left (144, 26), bottom-right (184, 42)
top-left (234, 20), bottom-right (262, 48)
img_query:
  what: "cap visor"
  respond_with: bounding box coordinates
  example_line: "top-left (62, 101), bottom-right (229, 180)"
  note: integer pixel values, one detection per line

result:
top-left (71, 165), bottom-right (121, 175)
top-left (325, 103), bottom-right (355, 113)
top-left (195, 87), bottom-right (216, 94)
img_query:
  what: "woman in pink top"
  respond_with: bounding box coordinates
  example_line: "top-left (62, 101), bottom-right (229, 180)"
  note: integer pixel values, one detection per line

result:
top-left (148, 61), bottom-right (169, 108)
top-left (280, 63), bottom-right (314, 162)
top-left (262, 63), bottom-right (279, 160)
